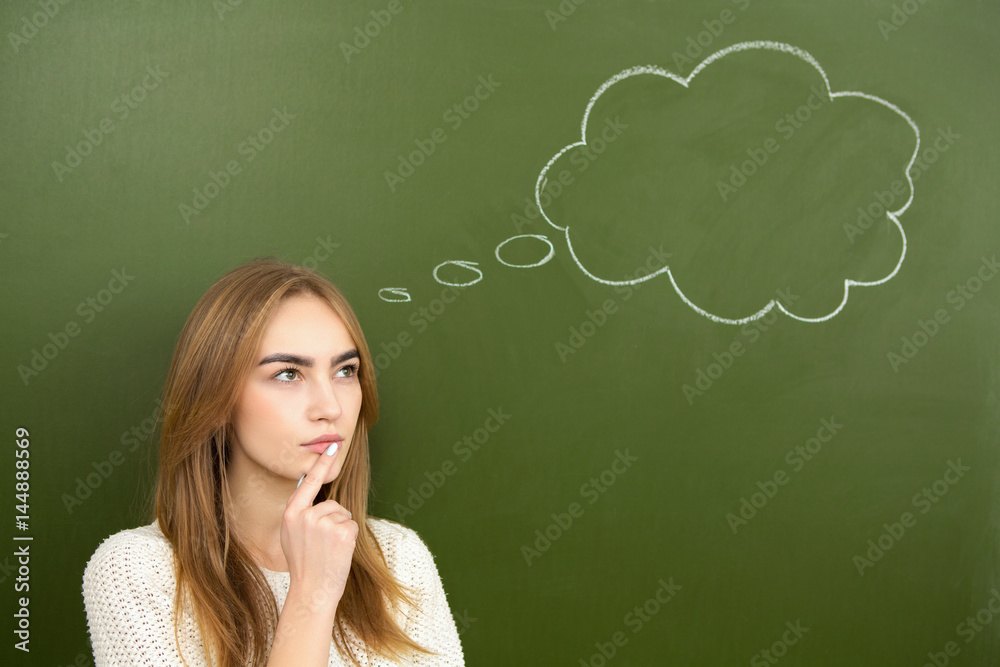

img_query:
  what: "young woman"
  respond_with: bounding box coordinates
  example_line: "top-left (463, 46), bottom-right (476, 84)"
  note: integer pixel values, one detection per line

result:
top-left (83, 259), bottom-right (465, 666)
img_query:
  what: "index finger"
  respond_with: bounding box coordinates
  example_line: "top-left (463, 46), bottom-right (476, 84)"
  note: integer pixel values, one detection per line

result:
top-left (286, 442), bottom-right (340, 511)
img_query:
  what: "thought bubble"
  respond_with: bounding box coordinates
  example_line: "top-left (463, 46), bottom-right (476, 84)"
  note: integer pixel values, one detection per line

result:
top-left (535, 41), bottom-right (920, 324)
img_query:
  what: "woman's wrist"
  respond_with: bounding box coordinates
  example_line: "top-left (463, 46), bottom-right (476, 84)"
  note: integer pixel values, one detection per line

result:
top-left (283, 583), bottom-right (340, 625)
top-left (267, 586), bottom-right (340, 666)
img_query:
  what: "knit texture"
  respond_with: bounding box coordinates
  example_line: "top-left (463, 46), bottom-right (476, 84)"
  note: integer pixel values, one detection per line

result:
top-left (83, 518), bottom-right (465, 666)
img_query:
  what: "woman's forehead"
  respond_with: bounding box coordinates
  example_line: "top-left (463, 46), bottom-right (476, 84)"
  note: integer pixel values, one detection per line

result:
top-left (258, 294), bottom-right (354, 356)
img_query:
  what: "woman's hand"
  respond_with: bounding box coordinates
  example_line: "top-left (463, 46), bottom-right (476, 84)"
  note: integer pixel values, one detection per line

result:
top-left (279, 443), bottom-right (357, 614)
top-left (267, 445), bottom-right (356, 665)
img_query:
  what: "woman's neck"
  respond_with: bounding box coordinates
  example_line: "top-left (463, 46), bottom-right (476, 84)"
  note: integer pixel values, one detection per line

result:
top-left (226, 460), bottom-right (298, 572)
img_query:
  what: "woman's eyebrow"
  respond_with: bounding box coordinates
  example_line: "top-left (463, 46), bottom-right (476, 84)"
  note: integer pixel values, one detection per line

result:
top-left (333, 350), bottom-right (360, 366)
top-left (258, 350), bottom-right (359, 367)
top-left (259, 353), bottom-right (312, 367)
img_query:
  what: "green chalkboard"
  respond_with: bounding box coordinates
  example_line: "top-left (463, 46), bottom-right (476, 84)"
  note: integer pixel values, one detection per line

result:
top-left (2, 0), bottom-right (999, 665)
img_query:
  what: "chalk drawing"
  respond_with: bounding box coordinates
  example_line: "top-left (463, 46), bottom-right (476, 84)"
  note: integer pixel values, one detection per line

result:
top-left (534, 40), bottom-right (920, 324)
top-left (379, 234), bottom-right (552, 301)
top-left (378, 288), bottom-right (412, 303)
top-left (433, 260), bottom-right (483, 287)
top-left (495, 234), bottom-right (556, 268)
top-left (379, 41), bottom-right (919, 320)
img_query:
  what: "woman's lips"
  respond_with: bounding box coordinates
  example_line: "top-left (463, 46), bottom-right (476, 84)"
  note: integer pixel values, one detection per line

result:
top-left (301, 435), bottom-right (342, 454)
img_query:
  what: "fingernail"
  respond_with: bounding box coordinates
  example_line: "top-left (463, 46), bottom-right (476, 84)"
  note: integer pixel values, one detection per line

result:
top-left (325, 442), bottom-right (339, 457)
top-left (296, 473), bottom-right (306, 488)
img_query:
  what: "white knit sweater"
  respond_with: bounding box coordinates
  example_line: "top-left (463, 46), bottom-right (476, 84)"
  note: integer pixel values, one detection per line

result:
top-left (82, 518), bottom-right (465, 666)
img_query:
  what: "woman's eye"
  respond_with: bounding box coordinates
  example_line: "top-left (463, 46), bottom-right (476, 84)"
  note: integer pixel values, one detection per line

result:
top-left (336, 364), bottom-right (359, 379)
top-left (274, 368), bottom-right (300, 382)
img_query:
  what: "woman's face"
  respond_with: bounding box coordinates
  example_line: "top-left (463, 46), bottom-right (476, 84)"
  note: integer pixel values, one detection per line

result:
top-left (229, 293), bottom-right (363, 488)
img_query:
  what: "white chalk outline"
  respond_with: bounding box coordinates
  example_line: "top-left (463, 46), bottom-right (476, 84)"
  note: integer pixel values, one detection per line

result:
top-left (433, 260), bottom-right (483, 287)
top-left (534, 40), bottom-right (920, 324)
top-left (378, 287), bottom-right (412, 303)
top-left (494, 234), bottom-right (556, 268)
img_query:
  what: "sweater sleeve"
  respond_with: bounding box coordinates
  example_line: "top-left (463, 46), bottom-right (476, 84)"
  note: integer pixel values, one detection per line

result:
top-left (374, 521), bottom-right (465, 666)
top-left (82, 526), bottom-right (204, 666)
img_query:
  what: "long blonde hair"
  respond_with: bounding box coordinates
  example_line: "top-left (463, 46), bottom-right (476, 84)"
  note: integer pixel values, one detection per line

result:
top-left (153, 258), bottom-right (426, 666)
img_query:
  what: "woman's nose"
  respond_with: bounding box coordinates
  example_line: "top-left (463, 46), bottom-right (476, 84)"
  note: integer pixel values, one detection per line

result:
top-left (308, 379), bottom-right (343, 422)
